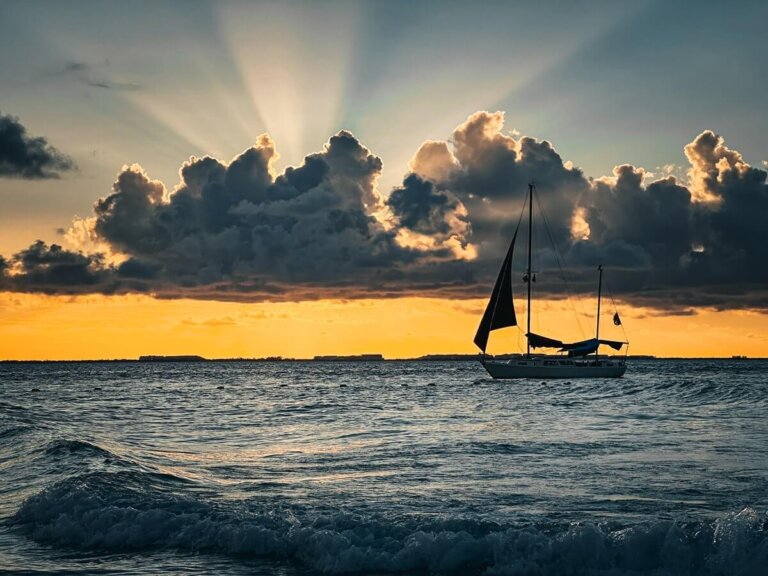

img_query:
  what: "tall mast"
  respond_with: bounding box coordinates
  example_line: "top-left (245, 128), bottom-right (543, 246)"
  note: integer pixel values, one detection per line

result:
top-left (595, 264), bottom-right (603, 356)
top-left (526, 183), bottom-right (533, 356)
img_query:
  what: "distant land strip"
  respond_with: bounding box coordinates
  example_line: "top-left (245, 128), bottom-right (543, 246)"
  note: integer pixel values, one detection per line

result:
top-left (23, 355), bottom-right (768, 364)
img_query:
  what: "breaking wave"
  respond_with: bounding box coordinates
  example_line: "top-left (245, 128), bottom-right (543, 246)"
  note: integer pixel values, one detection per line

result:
top-left (10, 469), bottom-right (768, 575)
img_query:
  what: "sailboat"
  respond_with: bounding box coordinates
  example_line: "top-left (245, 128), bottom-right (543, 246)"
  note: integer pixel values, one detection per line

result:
top-left (475, 183), bottom-right (628, 379)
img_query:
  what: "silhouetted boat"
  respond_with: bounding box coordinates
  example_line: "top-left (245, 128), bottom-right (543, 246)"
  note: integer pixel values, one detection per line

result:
top-left (474, 184), bottom-right (628, 379)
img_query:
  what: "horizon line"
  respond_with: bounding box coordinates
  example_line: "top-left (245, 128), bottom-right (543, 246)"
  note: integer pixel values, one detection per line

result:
top-left (3, 355), bottom-right (766, 363)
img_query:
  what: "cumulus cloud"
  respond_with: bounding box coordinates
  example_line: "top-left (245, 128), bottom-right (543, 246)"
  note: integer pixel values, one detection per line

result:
top-left (0, 113), bottom-right (75, 179)
top-left (570, 131), bottom-right (768, 309)
top-left (2, 112), bottom-right (767, 311)
top-left (392, 112), bottom-right (768, 310)
top-left (401, 111), bottom-right (590, 257)
top-left (408, 140), bottom-right (458, 183)
top-left (685, 132), bottom-right (768, 286)
top-left (0, 241), bottom-right (110, 293)
top-left (2, 130), bottom-right (441, 300)
top-left (387, 174), bottom-right (468, 240)
top-left (579, 166), bottom-right (693, 269)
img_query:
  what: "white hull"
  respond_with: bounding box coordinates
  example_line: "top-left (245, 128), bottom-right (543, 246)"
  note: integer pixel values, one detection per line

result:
top-left (481, 356), bottom-right (626, 379)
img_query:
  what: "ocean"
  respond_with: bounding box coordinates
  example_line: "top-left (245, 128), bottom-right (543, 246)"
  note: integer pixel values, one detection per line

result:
top-left (1, 359), bottom-right (767, 575)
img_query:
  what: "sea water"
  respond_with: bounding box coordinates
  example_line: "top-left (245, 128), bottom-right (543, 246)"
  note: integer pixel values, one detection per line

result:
top-left (1, 359), bottom-right (767, 575)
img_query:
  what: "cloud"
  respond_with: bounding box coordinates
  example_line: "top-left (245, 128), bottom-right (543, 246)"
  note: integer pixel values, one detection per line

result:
top-left (1, 241), bottom-right (108, 292)
top-left (2, 112), bottom-right (768, 312)
top-left (111, 130), bottom-right (418, 289)
top-left (0, 113), bottom-right (76, 179)
top-left (404, 111), bottom-right (590, 257)
top-left (391, 112), bottom-right (768, 310)
top-left (387, 174), bottom-right (469, 241)
top-left (686, 131), bottom-right (768, 285)
top-left (61, 62), bottom-right (141, 91)
top-left (408, 140), bottom-right (458, 183)
top-left (579, 166), bottom-right (693, 269)
top-left (1, 130), bottom-right (440, 300)
top-left (574, 131), bottom-right (768, 307)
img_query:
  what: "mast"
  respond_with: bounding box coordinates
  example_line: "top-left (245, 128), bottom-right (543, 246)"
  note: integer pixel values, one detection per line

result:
top-left (595, 264), bottom-right (603, 357)
top-left (526, 183), bottom-right (533, 356)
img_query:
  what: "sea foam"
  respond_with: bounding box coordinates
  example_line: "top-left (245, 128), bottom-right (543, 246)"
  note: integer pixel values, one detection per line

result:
top-left (11, 470), bottom-right (768, 575)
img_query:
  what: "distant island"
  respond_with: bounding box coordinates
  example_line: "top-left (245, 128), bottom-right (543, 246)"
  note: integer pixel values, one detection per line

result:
top-left (313, 354), bottom-right (384, 361)
top-left (139, 355), bottom-right (207, 362)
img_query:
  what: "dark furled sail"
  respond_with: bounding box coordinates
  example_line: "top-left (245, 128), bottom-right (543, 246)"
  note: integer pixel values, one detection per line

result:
top-left (562, 338), bottom-right (600, 357)
top-left (599, 339), bottom-right (625, 351)
top-left (474, 231), bottom-right (518, 353)
top-left (560, 338), bottom-right (626, 357)
top-left (527, 333), bottom-right (564, 349)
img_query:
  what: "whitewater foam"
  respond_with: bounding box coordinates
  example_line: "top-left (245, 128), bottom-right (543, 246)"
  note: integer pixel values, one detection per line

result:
top-left (9, 470), bottom-right (768, 575)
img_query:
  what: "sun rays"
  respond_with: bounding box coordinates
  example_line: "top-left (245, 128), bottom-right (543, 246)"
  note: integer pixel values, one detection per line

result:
top-left (214, 2), bottom-right (362, 172)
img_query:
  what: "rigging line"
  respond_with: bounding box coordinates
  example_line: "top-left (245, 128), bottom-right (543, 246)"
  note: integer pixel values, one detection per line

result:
top-left (604, 276), bottom-right (629, 343)
top-left (514, 188), bottom-right (528, 232)
top-left (531, 188), bottom-right (545, 339)
top-left (532, 191), bottom-right (587, 338)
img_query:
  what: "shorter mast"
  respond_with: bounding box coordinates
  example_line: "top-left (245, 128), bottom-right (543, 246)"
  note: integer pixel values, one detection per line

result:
top-left (595, 264), bottom-right (603, 358)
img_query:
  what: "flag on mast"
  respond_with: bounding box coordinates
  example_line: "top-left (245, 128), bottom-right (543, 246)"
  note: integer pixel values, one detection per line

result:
top-left (613, 312), bottom-right (622, 326)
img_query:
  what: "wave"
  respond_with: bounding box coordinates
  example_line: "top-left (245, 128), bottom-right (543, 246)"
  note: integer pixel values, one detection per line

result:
top-left (42, 439), bottom-right (118, 459)
top-left (0, 401), bottom-right (29, 411)
top-left (10, 470), bottom-right (768, 575)
top-left (0, 424), bottom-right (35, 439)
top-left (467, 440), bottom-right (616, 458)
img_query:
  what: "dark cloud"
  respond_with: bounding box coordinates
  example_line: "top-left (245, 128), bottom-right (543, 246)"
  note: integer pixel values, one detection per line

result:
top-left (407, 111), bottom-right (589, 255)
top-left (27, 131), bottom-right (425, 298)
top-left (397, 112), bottom-right (768, 310)
top-left (0, 113), bottom-right (75, 179)
top-left (2, 113), bottom-right (768, 312)
top-left (0, 241), bottom-right (107, 292)
top-left (685, 131), bottom-right (768, 285)
top-left (387, 174), bottom-right (468, 241)
top-left (573, 130), bottom-right (768, 305)
top-left (576, 167), bottom-right (694, 272)
top-left (116, 258), bottom-right (161, 280)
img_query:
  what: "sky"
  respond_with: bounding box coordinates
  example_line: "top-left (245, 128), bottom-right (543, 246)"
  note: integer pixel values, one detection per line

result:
top-left (1, 0), bottom-right (767, 359)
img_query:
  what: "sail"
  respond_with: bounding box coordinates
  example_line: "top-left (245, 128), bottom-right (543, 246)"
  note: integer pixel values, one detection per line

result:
top-left (562, 338), bottom-right (600, 357)
top-left (560, 338), bottom-right (625, 356)
top-left (600, 339), bottom-right (625, 351)
top-left (527, 333), bottom-right (563, 349)
top-left (473, 231), bottom-right (518, 353)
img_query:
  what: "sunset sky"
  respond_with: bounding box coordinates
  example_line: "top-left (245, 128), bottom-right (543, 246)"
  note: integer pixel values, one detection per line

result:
top-left (1, 0), bottom-right (767, 359)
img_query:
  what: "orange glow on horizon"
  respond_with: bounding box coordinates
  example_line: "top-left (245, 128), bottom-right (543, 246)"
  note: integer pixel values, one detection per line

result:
top-left (0, 292), bottom-right (766, 360)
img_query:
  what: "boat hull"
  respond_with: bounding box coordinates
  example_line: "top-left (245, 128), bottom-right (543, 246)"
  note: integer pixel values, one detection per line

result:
top-left (481, 357), bottom-right (626, 379)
